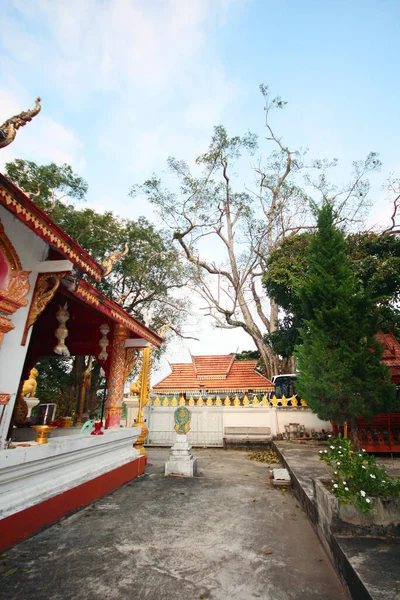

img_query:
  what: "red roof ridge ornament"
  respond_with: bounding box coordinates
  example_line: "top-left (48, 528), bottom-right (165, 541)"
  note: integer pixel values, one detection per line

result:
top-left (0, 97), bottom-right (41, 149)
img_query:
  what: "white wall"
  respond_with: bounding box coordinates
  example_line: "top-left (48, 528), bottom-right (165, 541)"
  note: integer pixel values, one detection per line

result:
top-left (0, 207), bottom-right (48, 446)
top-left (144, 404), bottom-right (331, 446)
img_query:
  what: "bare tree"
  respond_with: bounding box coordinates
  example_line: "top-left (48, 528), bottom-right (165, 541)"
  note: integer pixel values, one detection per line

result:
top-left (131, 86), bottom-right (380, 378)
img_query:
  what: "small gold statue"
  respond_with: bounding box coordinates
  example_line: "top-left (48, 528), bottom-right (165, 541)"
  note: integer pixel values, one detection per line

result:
top-left (22, 368), bottom-right (38, 398)
top-left (13, 368), bottom-right (39, 426)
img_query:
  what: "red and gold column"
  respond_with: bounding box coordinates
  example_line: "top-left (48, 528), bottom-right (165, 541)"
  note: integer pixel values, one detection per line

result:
top-left (105, 324), bottom-right (130, 428)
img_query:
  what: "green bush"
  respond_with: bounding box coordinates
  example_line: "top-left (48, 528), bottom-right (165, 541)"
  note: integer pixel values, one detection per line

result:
top-left (319, 436), bottom-right (400, 513)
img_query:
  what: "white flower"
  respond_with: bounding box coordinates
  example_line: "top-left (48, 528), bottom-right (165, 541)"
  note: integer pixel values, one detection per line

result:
top-left (370, 474), bottom-right (376, 479)
top-left (366, 498), bottom-right (371, 503)
top-left (358, 454), bottom-right (362, 457)
top-left (343, 481), bottom-right (347, 485)
top-left (360, 490), bottom-right (366, 497)
top-left (319, 451), bottom-right (323, 454)
top-left (362, 449), bottom-right (366, 452)
top-left (338, 451), bottom-right (342, 455)
top-left (334, 471), bottom-right (338, 475)
top-left (324, 450), bottom-right (328, 453)
top-left (333, 484), bottom-right (338, 488)
top-left (337, 462), bottom-right (341, 466)
top-left (362, 465), bottom-right (366, 470)
top-left (345, 487), bottom-right (349, 491)
top-left (330, 445), bottom-right (335, 449)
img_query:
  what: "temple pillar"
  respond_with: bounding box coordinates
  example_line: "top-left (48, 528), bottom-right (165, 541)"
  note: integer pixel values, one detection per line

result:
top-left (105, 324), bottom-right (130, 428)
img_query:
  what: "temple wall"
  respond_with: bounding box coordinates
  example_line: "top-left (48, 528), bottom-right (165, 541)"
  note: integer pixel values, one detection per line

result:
top-left (144, 405), bottom-right (331, 447)
top-left (0, 206), bottom-right (48, 446)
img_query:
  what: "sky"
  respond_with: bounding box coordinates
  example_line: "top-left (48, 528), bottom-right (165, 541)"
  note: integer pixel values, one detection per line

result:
top-left (1, 0), bottom-right (400, 380)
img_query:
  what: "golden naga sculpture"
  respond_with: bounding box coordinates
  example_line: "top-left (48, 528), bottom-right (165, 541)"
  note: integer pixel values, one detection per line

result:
top-left (0, 97), bottom-right (41, 149)
top-left (102, 243), bottom-right (129, 277)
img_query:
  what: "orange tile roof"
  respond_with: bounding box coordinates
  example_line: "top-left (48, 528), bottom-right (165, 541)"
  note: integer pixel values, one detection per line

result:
top-left (153, 354), bottom-right (274, 392)
top-left (377, 331), bottom-right (400, 371)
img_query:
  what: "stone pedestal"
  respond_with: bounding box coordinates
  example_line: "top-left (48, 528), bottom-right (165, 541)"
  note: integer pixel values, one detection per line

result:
top-left (165, 434), bottom-right (197, 477)
top-left (123, 396), bottom-right (139, 427)
top-left (25, 397), bottom-right (39, 419)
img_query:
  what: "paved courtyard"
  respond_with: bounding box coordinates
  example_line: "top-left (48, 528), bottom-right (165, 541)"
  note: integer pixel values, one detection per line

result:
top-left (1, 448), bottom-right (346, 600)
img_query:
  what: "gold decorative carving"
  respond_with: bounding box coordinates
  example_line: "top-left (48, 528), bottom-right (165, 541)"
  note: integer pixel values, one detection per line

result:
top-left (0, 219), bottom-right (31, 349)
top-left (0, 220), bottom-right (22, 272)
top-left (0, 393), bottom-right (10, 405)
top-left (21, 272), bottom-right (66, 345)
top-left (102, 243), bottom-right (129, 277)
top-left (125, 347), bottom-right (139, 381)
top-left (0, 97), bottom-right (41, 149)
top-left (107, 406), bottom-right (123, 417)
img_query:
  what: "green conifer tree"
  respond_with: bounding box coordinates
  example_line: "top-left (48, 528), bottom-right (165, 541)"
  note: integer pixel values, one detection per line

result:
top-left (295, 202), bottom-right (395, 447)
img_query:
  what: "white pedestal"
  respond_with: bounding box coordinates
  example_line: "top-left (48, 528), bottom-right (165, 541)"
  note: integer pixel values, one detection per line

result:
top-left (165, 434), bottom-right (197, 477)
top-left (25, 397), bottom-right (39, 419)
top-left (123, 396), bottom-right (139, 427)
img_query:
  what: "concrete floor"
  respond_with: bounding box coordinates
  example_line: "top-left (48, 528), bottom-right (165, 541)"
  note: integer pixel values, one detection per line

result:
top-left (1, 448), bottom-right (347, 600)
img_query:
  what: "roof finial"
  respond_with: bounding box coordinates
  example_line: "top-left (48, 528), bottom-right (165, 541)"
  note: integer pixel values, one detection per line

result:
top-left (102, 243), bottom-right (129, 277)
top-left (0, 97), bottom-right (41, 149)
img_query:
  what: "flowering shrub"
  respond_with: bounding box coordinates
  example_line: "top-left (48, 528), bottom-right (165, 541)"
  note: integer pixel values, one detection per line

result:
top-left (319, 436), bottom-right (400, 513)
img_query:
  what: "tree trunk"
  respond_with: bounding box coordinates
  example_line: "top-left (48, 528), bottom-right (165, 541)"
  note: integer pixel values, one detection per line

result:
top-left (73, 355), bottom-right (85, 415)
top-left (350, 417), bottom-right (360, 451)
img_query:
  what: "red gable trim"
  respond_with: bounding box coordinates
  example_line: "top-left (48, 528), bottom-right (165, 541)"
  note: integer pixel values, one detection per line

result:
top-left (0, 175), bottom-right (103, 282)
top-left (74, 280), bottom-right (163, 347)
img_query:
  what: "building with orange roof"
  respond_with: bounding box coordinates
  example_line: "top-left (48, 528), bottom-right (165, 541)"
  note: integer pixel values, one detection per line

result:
top-left (153, 354), bottom-right (274, 398)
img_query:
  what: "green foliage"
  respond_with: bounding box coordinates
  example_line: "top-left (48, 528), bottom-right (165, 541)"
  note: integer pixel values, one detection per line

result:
top-left (235, 349), bottom-right (266, 374)
top-left (320, 436), bottom-right (400, 513)
top-left (5, 159), bottom-right (88, 209)
top-left (264, 230), bottom-right (400, 356)
top-left (295, 202), bottom-right (395, 424)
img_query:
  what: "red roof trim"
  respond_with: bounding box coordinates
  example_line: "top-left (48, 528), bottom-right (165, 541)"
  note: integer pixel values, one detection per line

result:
top-left (0, 175), bottom-right (103, 281)
top-left (74, 280), bottom-right (163, 347)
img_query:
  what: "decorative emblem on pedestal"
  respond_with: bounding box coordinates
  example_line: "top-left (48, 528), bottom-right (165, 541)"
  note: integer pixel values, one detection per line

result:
top-left (165, 406), bottom-right (197, 477)
top-left (174, 406), bottom-right (191, 435)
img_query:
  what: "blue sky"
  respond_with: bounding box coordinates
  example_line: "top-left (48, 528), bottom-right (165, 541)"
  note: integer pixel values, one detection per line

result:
top-left (1, 0), bottom-right (399, 372)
